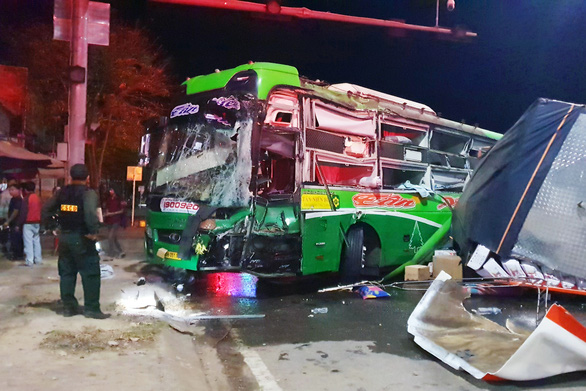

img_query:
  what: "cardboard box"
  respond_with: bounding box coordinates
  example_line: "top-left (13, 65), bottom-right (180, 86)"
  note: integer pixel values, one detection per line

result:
top-left (467, 244), bottom-right (490, 270)
top-left (482, 258), bottom-right (509, 278)
top-left (405, 265), bottom-right (431, 281)
top-left (433, 255), bottom-right (462, 279)
top-left (502, 259), bottom-right (527, 278)
top-left (434, 249), bottom-right (457, 257)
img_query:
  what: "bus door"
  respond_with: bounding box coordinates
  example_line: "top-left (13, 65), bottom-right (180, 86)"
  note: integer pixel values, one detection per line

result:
top-left (248, 123), bottom-right (302, 274)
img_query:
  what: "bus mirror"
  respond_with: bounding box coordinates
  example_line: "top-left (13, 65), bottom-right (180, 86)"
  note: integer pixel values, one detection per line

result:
top-left (139, 134), bottom-right (151, 166)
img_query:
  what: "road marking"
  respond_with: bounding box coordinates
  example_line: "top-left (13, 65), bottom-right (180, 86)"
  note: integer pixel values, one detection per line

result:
top-left (240, 348), bottom-right (282, 391)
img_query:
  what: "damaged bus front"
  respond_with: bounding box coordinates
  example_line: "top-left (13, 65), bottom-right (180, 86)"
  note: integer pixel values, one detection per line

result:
top-left (141, 62), bottom-right (501, 280)
top-left (142, 63), bottom-right (303, 276)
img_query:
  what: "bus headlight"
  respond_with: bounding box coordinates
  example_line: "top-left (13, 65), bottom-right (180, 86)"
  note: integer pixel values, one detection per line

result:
top-left (146, 226), bottom-right (153, 238)
top-left (199, 219), bottom-right (217, 231)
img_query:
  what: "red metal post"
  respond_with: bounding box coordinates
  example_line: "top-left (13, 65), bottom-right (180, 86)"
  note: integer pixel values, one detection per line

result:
top-left (151, 0), bottom-right (477, 37)
top-left (68, 0), bottom-right (89, 166)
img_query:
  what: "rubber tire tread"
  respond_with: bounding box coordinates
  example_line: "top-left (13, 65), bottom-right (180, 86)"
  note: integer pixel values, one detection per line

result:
top-left (340, 226), bottom-right (364, 284)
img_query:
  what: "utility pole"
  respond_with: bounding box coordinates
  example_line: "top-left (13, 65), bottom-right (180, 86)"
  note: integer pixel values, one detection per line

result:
top-left (68, 0), bottom-right (88, 166)
top-left (53, 0), bottom-right (110, 169)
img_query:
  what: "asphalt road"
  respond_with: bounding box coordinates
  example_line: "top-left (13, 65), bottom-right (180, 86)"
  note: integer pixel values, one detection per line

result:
top-left (182, 272), bottom-right (586, 391)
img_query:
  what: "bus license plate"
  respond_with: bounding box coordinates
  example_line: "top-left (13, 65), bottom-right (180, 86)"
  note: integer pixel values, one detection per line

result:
top-left (165, 251), bottom-right (180, 260)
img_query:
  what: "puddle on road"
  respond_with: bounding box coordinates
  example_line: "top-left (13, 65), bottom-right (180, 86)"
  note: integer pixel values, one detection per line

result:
top-left (202, 273), bottom-right (258, 298)
top-left (183, 272), bottom-right (341, 315)
top-left (186, 273), bottom-right (260, 316)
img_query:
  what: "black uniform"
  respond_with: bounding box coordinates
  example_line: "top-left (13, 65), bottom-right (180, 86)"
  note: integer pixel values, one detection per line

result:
top-left (43, 184), bottom-right (101, 314)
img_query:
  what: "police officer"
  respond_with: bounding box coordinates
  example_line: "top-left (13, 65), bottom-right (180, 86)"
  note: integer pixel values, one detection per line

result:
top-left (43, 164), bottom-right (110, 319)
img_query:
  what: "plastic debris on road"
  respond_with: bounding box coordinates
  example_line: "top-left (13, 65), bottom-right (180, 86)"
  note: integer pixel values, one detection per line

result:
top-left (354, 285), bottom-right (390, 299)
top-left (408, 271), bottom-right (586, 381)
top-left (117, 284), bottom-right (264, 330)
top-left (471, 307), bottom-right (502, 315)
top-left (100, 264), bottom-right (114, 279)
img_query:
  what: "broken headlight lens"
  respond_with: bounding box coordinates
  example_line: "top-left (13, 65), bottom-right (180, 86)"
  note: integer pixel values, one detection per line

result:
top-left (199, 219), bottom-right (217, 231)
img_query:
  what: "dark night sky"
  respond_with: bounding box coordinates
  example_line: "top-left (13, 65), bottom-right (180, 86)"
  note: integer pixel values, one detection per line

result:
top-left (2, 0), bottom-right (586, 133)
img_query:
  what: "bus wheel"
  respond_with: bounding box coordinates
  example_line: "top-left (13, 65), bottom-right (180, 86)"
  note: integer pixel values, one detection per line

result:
top-left (340, 226), bottom-right (365, 284)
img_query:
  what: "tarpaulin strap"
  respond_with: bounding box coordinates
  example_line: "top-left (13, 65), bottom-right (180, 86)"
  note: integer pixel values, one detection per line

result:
top-left (496, 104), bottom-right (575, 253)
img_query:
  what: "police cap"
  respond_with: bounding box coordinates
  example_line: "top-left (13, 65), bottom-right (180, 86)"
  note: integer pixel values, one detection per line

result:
top-left (70, 164), bottom-right (89, 180)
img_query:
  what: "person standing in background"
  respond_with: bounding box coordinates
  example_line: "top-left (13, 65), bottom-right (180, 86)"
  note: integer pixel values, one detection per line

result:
top-left (19, 181), bottom-right (43, 266)
top-left (0, 178), bottom-right (11, 256)
top-left (104, 188), bottom-right (125, 259)
top-left (2, 183), bottom-right (23, 260)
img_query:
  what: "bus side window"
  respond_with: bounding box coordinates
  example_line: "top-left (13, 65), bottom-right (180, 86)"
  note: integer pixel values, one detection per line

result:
top-left (265, 91), bottom-right (299, 127)
top-left (275, 112), bottom-right (292, 124)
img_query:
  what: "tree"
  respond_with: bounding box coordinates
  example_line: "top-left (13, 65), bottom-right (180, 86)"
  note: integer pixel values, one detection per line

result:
top-left (86, 24), bottom-right (177, 187)
top-left (1, 21), bottom-right (177, 186)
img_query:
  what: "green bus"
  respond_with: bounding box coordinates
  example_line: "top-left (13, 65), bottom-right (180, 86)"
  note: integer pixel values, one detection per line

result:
top-left (140, 62), bottom-right (500, 281)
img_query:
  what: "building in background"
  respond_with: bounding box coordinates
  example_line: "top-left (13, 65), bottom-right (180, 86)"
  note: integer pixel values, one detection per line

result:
top-left (0, 65), bottom-right (28, 144)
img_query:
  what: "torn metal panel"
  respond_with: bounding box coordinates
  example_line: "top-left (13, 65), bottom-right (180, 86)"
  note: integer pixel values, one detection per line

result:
top-left (454, 99), bottom-right (586, 280)
top-left (408, 272), bottom-right (586, 381)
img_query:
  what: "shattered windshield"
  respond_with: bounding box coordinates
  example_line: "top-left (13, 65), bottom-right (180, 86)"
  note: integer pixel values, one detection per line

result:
top-left (152, 94), bottom-right (256, 207)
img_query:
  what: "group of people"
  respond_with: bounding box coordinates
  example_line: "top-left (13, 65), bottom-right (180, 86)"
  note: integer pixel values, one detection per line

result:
top-left (0, 164), bottom-right (129, 319)
top-left (0, 180), bottom-right (43, 266)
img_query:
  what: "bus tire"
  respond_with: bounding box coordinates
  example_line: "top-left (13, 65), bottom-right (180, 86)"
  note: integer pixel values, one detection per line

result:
top-left (340, 226), bottom-right (364, 284)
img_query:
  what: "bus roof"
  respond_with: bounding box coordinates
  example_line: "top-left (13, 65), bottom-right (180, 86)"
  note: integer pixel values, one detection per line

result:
top-left (182, 62), bottom-right (502, 142)
top-left (183, 62), bottom-right (300, 99)
top-left (328, 83), bottom-right (436, 114)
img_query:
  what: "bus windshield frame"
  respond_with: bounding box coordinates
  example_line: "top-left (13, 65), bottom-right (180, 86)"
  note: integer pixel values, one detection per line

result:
top-left (145, 92), bottom-right (258, 208)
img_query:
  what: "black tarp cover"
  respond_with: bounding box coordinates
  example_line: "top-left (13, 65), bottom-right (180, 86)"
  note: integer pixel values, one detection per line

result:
top-left (453, 99), bottom-right (585, 260)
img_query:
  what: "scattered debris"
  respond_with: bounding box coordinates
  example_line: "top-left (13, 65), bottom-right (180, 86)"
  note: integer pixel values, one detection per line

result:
top-left (40, 324), bottom-right (161, 354)
top-left (408, 271), bottom-right (586, 381)
top-left (465, 245), bottom-right (586, 296)
top-left (318, 281), bottom-right (372, 293)
top-left (404, 265), bottom-right (430, 281)
top-left (432, 252), bottom-right (462, 280)
top-left (354, 286), bottom-right (390, 300)
top-left (471, 307), bottom-right (502, 316)
top-left (168, 321), bottom-right (196, 336)
top-left (187, 314), bottom-right (265, 323)
top-left (117, 284), bottom-right (264, 333)
top-left (100, 264), bottom-right (114, 280)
